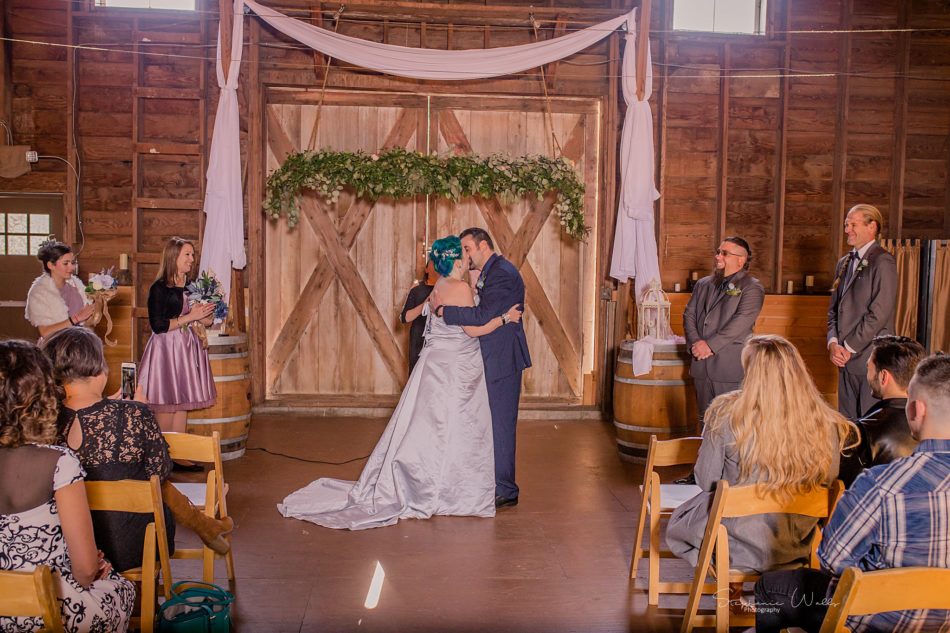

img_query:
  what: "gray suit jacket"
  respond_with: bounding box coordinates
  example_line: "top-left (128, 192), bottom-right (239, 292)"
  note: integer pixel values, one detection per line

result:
top-left (826, 242), bottom-right (897, 375)
top-left (683, 271), bottom-right (765, 382)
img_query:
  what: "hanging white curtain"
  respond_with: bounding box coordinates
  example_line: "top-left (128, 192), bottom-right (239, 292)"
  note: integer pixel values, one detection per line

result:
top-left (202, 0), bottom-right (659, 302)
top-left (609, 9), bottom-right (661, 304)
top-left (199, 0), bottom-right (246, 303)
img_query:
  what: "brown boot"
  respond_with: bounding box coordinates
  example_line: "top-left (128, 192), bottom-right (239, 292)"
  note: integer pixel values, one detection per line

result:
top-left (161, 481), bottom-right (234, 555)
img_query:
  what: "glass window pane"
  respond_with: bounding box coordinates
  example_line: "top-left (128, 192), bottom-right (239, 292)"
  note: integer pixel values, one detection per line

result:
top-left (8, 213), bottom-right (27, 234)
top-left (673, 0), bottom-right (716, 31)
top-left (30, 236), bottom-right (46, 255)
top-left (715, 0), bottom-right (757, 34)
top-left (0, 214), bottom-right (5, 233)
top-left (0, 238), bottom-right (5, 255)
top-left (30, 213), bottom-right (50, 235)
top-left (8, 235), bottom-right (27, 255)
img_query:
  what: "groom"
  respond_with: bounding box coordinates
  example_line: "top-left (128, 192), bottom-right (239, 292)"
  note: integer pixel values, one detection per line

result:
top-left (432, 227), bottom-right (531, 508)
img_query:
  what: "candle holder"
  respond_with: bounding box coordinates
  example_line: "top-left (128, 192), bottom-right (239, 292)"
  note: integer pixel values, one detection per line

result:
top-left (687, 271), bottom-right (700, 291)
top-left (803, 274), bottom-right (816, 295)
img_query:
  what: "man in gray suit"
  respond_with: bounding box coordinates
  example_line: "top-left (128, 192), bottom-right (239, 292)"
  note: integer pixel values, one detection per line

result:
top-left (827, 204), bottom-right (898, 419)
top-left (683, 236), bottom-right (766, 423)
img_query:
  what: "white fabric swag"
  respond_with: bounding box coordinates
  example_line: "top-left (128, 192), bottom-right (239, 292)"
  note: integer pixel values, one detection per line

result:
top-left (608, 11), bottom-right (661, 302)
top-left (202, 0), bottom-right (659, 304)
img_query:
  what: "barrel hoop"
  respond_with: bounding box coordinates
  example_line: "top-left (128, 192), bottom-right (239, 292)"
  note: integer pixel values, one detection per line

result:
top-left (207, 334), bottom-right (248, 345)
top-left (208, 352), bottom-right (248, 360)
top-left (187, 413), bottom-right (251, 425)
top-left (613, 421), bottom-right (694, 435)
top-left (214, 373), bottom-right (250, 383)
top-left (220, 434), bottom-right (247, 447)
top-left (616, 357), bottom-right (687, 367)
top-left (613, 376), bottom-right (689, 386)
top-left (615, 437), bottom-right (648, 450)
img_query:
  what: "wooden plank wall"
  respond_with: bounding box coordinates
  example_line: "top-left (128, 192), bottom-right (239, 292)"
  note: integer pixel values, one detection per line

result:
top-left (654, 0), bottom-right (950, 294)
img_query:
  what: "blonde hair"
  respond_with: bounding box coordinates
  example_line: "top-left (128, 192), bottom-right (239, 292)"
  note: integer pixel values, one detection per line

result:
top-left (705, 335), bottom-right (857, 500)
top-left (847, 204), bottom-right (884, 237)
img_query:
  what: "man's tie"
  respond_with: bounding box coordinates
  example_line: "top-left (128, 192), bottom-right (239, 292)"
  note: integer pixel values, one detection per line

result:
top-left (843, 250), bottom-right (858, 285)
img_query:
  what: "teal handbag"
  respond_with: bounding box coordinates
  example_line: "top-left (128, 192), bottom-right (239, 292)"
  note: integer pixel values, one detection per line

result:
top-left (157, 581), bottom-right (234, 633)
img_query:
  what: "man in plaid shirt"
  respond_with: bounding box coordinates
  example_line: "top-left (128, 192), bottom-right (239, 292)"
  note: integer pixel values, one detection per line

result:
top-left (754, 353), bottom-right (950, 633)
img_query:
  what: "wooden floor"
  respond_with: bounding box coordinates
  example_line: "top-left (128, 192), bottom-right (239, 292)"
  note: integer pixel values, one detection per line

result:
top-left (174, 414), bottom-right (708, 632)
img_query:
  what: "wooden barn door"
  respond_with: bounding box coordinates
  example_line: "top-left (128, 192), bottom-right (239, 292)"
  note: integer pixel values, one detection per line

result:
top-left (263, 90), bottom-right (600, 405)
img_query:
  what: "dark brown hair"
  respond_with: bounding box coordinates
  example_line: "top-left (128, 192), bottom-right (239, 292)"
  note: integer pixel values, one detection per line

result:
top-left (40, 327), bottom-right (108, 384)
top-left (909, 353), bottom-right (950, 412)
top-left (723, 236), bottom-right (752, 271)
top-left (0, 340), bottom-right (61, 448)
top-left (459, 227), bottom-right (494, 251)
top-left (37, 238), bottom-right (73, 275)
top-left (869, 335), bottom-right (926, 390)
top-left (156, 236), bottom-right (196, 287)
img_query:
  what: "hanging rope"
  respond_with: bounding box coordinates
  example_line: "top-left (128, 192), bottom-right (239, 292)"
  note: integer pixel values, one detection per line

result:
top-left (307, 5), bottom-right (345, 151)
top-left (530, 14), bottom-right (563, 158)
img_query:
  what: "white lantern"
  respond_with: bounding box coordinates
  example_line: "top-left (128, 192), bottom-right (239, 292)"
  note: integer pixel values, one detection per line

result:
top-left (637, 279), bottom-right (672, 340)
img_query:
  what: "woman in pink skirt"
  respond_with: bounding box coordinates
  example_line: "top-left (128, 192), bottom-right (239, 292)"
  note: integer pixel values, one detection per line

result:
top-left (138, 237), bottom-right (216, 436)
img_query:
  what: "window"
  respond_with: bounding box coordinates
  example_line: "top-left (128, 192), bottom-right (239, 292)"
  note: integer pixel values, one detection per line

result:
top-left (0, 212), bottom-right (51, 256)
top-left (96, 0), bottom-right (195, 9)
top-left (673, 0), bottom-right (767, 35)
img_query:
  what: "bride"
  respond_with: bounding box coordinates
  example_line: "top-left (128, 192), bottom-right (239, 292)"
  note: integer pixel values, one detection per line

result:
top-left (278, 235), bottom-right (523, 530)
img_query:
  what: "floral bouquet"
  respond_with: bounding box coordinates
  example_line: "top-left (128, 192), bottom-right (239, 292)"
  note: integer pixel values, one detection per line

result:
top-left (84, 268), bottom-right (119, 345)
top-left (185, 270), bottom-right (229, 347)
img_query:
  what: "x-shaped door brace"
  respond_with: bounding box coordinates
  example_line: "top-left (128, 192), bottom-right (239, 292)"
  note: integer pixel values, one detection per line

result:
top-left (265, 105), bottom-right (588, 397)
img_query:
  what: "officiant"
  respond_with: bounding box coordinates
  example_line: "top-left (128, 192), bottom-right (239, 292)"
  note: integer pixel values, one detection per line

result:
top-left (682, 236), bottom-right (765, 424)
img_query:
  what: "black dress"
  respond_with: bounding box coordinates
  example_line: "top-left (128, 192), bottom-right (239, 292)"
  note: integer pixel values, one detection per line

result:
top-left (58, 399), bottom-right (176, 572)
top-left (400, 281), bottom-right (434, 373)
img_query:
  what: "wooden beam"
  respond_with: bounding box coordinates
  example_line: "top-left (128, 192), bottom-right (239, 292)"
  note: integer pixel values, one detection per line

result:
top-left (0, 7), bottom-right (11, 138)
top-left (635, 0), bottom-right (652, 101)
top-left (219, 0), bottom-right (233, 84)
top-left (888, 0), bottom-right (910, 240)
top-left (304, 2), bottom-right (628, 26)
top-left (830, 1), bottom-right (852, 260)
top-left (248, 19), bottom-right (265, 404)
top-left (65, 2), bottom-right (77, 245)
top-left (772, 1), bottom-right (792, 293)
top-left (715, 43), bottom-right (731, 246)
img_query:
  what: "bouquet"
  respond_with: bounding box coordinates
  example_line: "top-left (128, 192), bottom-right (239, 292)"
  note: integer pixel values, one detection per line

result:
top-left (186, 270), bottom-right (229, 346)
top-left (84, 268), bottom-right (119, 346)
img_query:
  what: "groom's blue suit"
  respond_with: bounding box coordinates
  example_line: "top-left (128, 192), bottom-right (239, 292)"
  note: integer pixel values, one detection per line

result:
top-left (442, 252), bottom-right (531, 499)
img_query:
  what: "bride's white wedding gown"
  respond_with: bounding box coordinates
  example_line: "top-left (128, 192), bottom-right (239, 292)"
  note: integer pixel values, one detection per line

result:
top-left (277, 311), bottom-right (496, 529)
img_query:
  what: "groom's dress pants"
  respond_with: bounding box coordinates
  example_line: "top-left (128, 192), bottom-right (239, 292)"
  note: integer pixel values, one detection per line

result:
top-left (488, 371), bottom-right (522, 500)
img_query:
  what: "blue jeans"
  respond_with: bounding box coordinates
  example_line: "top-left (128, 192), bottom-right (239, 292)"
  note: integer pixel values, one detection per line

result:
top-left (754, 568), bottom-right (834, 633)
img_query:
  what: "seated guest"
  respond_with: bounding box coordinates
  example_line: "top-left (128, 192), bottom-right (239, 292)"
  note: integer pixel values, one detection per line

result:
top-left (41, 327), bottom-right (233, 572)
top-left (0, 340), bottom-right (135, 633)
top-left (666, 335), bottom-right (856, 573)
top-left (755, 353), bottom-right (950, 633)
top-left (838, 335), bottom-right (924, 487)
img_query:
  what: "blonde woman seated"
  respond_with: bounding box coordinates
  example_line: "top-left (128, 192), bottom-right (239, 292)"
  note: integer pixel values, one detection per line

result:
top-left (0, 340), bottom-right (134, 633)
top-left (666, 335), bottom-right (856, 573)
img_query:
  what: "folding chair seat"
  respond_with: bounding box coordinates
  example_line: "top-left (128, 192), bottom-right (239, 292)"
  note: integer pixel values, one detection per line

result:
top-left (0, 565), bottom-right (64, 633)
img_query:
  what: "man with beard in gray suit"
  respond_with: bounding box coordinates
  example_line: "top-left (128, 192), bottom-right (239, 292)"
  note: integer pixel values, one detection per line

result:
top-left (827, 203), bottom-right (898, 420)
top-left (683, 236), bottom-right (765, 424)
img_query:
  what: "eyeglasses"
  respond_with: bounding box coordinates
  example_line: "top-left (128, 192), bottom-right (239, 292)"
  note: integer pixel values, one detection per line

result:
top-left (715, 249), bottom-right (745, 258)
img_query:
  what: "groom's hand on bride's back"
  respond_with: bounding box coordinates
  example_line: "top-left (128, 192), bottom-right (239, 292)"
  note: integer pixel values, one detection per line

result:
top-left (428, 289), bottom-right (443, 311)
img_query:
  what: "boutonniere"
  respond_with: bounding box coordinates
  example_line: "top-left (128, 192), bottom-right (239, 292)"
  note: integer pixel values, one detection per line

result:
top-left (476, 277), bottom-right (485, 292)
top-left (855, 258), bottom-right (869, 275)
top-left (724, 282), bottom-right (742, 297)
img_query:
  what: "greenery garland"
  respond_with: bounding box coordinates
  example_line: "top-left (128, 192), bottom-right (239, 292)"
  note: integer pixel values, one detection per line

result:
top-left (264, 148), bottom-right (588, 240)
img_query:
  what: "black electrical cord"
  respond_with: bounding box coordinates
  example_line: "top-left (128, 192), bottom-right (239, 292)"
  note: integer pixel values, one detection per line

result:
top-left (245, 446), bottom-right (371, 465)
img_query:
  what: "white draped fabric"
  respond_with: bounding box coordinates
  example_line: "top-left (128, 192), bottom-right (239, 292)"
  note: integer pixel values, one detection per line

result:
top-left (609, 10), bottom-right (661, 303)
top-left (201, 1), bottom-right (660, 303)
top-left (199, 1), bottom-right (246, 302)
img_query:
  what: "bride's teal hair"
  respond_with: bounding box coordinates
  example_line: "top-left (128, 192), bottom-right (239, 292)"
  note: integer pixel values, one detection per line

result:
top-left (429, 235), bottom-right (462, 277)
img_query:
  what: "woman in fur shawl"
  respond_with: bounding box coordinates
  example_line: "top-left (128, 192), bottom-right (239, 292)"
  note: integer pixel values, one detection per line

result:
top-left (25, 239), bottom-right (93, 340)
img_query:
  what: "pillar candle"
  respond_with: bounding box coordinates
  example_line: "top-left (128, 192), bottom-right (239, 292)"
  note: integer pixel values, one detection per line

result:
top-left (119, 253), bottom-right (129, 270)
top-left (787, 280), bottom-right (794, 294)
top-left (805, 275), bottom-right (815, 287)
top-left (691, 271), bottom-right (699, 281)
top-left (674, 283), bottom-right (681, 292)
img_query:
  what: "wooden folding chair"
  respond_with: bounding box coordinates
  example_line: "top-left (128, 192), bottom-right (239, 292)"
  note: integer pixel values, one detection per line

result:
top-left (163, 431), bottom-right (235, 584)
top-left (630, 434), bottom-right (703, 605)
top-left (85, 475), bottom-right (172, 633)
top-left (681, 479), bottom-right (844, 633)
top-left (819, 566), bottom-right (950, 633)
top-left (0, 565), bottom-right (64, 633)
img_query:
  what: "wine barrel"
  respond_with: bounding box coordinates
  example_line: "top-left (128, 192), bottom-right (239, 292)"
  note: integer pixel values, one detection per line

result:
top-left (613, 340), bottom-right (698, 462)
top-left (187, 333), bottom-right (251, 461)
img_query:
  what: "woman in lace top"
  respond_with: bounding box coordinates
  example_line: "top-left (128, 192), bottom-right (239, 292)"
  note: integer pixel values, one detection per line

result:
top-left (0, 340), bottom-right (134, 633)
top-left (42, 327), bottom-right (234, 567)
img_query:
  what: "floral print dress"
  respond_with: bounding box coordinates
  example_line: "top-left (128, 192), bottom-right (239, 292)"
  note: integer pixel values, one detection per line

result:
top-left (0, 445), bottom-right (135, 633)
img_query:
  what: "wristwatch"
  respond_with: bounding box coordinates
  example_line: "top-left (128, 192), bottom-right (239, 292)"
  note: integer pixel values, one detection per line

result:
top-left (501, 313), bottom-right (510, 325)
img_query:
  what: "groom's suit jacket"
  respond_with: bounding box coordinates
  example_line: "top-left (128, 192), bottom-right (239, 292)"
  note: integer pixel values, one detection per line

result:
top-left (827, 242), bottom-right (897, 375)
top-left (683, 270), bottom-right (765, 383)
top-left (442, 253), bottom-right (532, 382)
